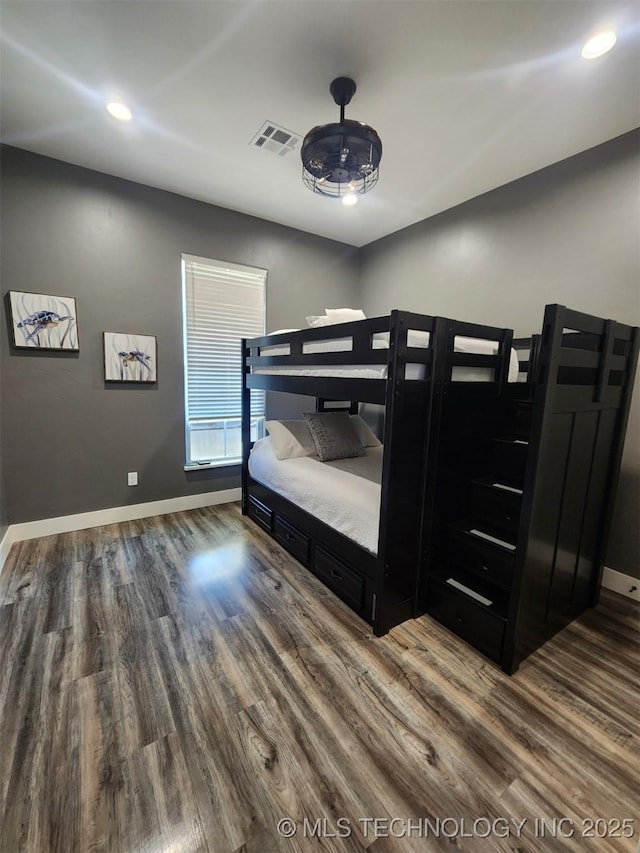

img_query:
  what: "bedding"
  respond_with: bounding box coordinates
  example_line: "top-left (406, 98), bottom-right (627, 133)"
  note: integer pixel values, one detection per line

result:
top-left (265, 415), bottom-right (380, 461)
top-left (351, 414), bottom-right (382, 447)
top-left (255, 330), bottom-right (520, 382)
top-left (323, 308), bottom-right (367, 323)
top-left (305, 308), bottom-right (367, 327)
top-left (265, 419), bottom-right (317, 460)
top-left (248, 436), bottom-right (382, 553)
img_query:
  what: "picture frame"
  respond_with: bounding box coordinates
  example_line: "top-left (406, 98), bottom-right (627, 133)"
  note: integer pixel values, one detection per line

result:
top-left (9, 290), bottom-right (79, 351)
top-left (103, 332), bottom-right (157, 383)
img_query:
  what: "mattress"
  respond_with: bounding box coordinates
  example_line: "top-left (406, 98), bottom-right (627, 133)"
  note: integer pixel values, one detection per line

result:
top-left (248, 436), bottom-right (382, 554)
top-left (255, 330), bottom-right (520, 382)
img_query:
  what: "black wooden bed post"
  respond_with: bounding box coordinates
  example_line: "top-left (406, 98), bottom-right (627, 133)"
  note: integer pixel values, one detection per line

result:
top-left (496, 326), bottom-right (514, 393)
top-left (374, 310), bottom-right (436, 635)
top-left (414, 316), bottom-right (447, 618)
top-left (241, 337), bottom-right (250, 515)
top-left (528, 333), bottom-right (542, 388)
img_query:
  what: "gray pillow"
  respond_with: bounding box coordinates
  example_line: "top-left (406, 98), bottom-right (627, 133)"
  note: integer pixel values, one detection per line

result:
top-left (302, 411), bottom-right (366, 462)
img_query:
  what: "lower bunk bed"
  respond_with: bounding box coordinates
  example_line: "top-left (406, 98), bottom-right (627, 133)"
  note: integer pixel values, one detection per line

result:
top-left (246, 442), bottom-right (380, 624)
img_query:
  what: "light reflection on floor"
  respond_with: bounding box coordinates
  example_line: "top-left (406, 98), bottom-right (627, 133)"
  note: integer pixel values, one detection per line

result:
top-left (187, 539), bottom-right (248, 586)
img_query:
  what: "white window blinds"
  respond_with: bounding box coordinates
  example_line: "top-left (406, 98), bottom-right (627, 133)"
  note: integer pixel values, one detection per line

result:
top-left (182, 254), bottom-right (266, 465)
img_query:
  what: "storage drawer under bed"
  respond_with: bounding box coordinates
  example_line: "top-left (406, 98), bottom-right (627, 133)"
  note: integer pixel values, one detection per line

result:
top-left (274, 516), bottom-right (310, 566)
top-left (312, 546), bottom-right (364, 611)
top-left (247, 495), bottom-right (273, 532)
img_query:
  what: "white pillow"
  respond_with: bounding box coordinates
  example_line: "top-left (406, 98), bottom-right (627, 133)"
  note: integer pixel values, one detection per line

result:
top-left (267, 329), bottom-right (299, 336)
top-left (324, 308), bottom-right (367, 324)
top-left (350, 414), bottom-right (382, 447)
top-left (265, 420), bottom-right (317, 460)
top-left (305, 315), bottom-right (332, 328)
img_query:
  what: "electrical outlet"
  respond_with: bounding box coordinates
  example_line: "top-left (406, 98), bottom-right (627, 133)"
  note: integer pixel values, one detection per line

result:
top-left (127, 472), bottom-right (138, 486)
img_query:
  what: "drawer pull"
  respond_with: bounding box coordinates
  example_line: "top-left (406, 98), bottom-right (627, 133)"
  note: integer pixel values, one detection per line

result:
top-left (446, 578), bottom-right (493, 607)
top-left (285, 533), bottom-right (296, 543)
top-left (456, 612), bottom-right (465, 623)
top-left (330, 569), bottom-right (343, 581)
top-left (469, 529), bottom-right (516, 551)
top-left (492, 482), bottom-right (523, 494)
top-left (480, 564), bottom-right (489, 572)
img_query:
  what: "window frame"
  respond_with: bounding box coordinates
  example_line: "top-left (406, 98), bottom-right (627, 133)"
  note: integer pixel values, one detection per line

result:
top-left (181, 253), bottom-right (267, 470)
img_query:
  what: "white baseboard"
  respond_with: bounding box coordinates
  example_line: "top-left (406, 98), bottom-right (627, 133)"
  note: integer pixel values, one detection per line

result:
top-left (0, 488), bottom-right (241, 573)
top-left (0, 527), bottom-right (14, 575)
top-left (601, 566), bottom-right (640, 602)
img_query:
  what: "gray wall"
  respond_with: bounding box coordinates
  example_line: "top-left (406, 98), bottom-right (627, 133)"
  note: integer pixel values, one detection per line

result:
top-left (0, 146), bottom-right (359, 524)
top-left (0, 168), bottom-right (5, 541)
top-left (360, 129), bottom-right (640, 577)
top-left (2, 135), bottom-right (638, 577)
top-left (0, 287), bottom-right (5, 540)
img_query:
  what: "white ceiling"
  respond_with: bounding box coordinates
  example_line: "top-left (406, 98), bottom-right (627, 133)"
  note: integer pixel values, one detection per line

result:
top-left (1, 1), bottom-right (639, 247)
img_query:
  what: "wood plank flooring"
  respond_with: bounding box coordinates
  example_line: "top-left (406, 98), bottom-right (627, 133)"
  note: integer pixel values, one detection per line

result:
top-left (0, 502), bottom-right (638, 853)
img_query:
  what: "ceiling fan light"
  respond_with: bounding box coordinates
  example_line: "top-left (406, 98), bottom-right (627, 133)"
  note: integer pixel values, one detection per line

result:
top-left (301, 78), bottom-right (382, 199)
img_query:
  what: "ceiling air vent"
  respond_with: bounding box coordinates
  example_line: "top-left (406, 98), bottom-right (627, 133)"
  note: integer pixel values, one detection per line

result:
top-left (251, 121), bottom-right (300, 156)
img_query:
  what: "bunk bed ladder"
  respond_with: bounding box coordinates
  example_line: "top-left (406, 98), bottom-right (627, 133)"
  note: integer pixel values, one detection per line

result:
top-left (420, 317), bottom-right (518, 664)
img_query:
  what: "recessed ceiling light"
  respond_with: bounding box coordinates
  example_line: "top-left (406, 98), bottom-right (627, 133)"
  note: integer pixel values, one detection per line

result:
top-left (581, 31), bottom-right (616, 59)
top-left (342, 193), bottom-right (358, 207)
top-left (106, 101), bottom-right (132, 121)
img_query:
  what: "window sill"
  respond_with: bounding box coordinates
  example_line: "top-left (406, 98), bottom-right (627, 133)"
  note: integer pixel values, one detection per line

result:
top-left (184, 459), bottom-right (241, 471)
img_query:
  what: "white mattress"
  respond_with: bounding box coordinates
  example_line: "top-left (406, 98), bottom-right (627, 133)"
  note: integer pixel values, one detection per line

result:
top-left (255, 331), bottom-right (519, 382)
top-left (249, 437), bottom-right (382, 554)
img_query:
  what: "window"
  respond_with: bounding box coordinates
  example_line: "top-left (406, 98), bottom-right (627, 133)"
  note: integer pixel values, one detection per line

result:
top-left (182, 254), bottom-right (266, 467)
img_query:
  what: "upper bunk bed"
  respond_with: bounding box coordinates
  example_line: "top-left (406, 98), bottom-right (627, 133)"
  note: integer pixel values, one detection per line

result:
top-left (241, 310), bottom-right (516, 636)
top-left (243, 310), bottom-right (518, 403)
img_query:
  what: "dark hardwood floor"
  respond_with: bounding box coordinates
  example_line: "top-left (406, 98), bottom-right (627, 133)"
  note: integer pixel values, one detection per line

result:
top-left (0, 502), bottom-right (638, 853)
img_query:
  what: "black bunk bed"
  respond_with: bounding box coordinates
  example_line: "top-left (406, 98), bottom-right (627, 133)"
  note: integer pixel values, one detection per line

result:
top-left (241, 305), bottom-right (638, 673)
top-left (241, 310), bottom-right (513, 637)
